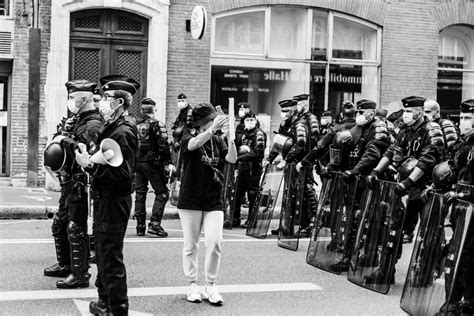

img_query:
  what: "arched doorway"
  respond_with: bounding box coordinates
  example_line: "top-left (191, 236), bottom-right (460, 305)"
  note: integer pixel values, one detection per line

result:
top-left (69, 9), bottom-right (148, 117)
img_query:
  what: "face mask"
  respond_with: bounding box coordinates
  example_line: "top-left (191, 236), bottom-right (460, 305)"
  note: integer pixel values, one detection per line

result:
top-left (424, 111), bottom-right (439, 121)
top-left (355, 114), bottom-right (368, 126)
top-left (177, 100), bottom-right (187, 109)
top-left (296, 103), bottom-right (306, 114)
top-left (67, 100), bottom-right (80, 114)
top-left (98, 100), bottom-right (119, 120)
top-left (244, 120), bottom-right (256, 130)
top-left (403, 111), bottom-right (421, 126)
top-left (281, 111), bottom-right (289, 120)
top-left (239, 109), bottom-right (247, 118)
top-left (459, 119), bottom-right (473, 135)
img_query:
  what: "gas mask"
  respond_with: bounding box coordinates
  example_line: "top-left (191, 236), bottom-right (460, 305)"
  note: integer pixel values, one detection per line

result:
top-left (244, 118), bottom-right (257, 130)
top-left (402, 110), bottom-right (422, 126)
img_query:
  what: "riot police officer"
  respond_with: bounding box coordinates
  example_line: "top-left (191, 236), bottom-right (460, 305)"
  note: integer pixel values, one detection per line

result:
top-left (435, 99), bottom-right (474, 316)
top-left (233, 111), bottom-right (266, 228)
top-left (171, 93), bottom-right (193, 159)
top-left (319, 111), bottom-right (334, 138)
top-left (44, 80), bottom-right (104, 289)
top-left (134, 98), bottom-right (172, 237)
top-left (235, 102), bottom-right (252, 141)
top-left (367, 95), bottom-right (444, 283)
top-left (75, 75), bottom-right (139, 316)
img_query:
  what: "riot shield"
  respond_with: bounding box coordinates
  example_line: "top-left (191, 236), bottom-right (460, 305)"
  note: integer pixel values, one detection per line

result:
top-left (246, 163), bottom-right (284, 239)
top-left (348, 179), bottom-right (406, 294)
top-left (400, 193), bottom-right (449, 315)
top-left (277, 162), bottom-right (305, 251)
top-left (223, 163), bottom-right (237, 230)
top-left (306, 172), bottom-right (358, 274)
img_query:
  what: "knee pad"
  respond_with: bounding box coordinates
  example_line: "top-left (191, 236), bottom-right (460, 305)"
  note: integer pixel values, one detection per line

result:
top-left (52, 215), bottom-right (67, 237)
top-left (67, 221), bottom-right (87, 241)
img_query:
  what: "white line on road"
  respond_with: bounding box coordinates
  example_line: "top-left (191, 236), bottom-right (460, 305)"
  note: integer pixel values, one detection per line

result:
top-left (0, 238), bottom-right (308, 244)
top-left (0, 283), bottom-right (322, 301)
top-left (0, 220), bottom-right (45, 225)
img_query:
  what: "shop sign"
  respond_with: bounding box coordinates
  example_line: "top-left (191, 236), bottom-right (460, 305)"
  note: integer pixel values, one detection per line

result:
top-left (191, 6), bottom-right (207, 40)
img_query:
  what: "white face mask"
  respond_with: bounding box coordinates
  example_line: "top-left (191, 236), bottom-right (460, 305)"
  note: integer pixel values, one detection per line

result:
top-left (296, 103), bottom-right (307, 114)
top-left (424, 111), bottom-right (439, 122)
top-left (459, 118), bottom-right (473, 135)
top-left (356, 114), bottom-right (368, 126)
top-left (403, 111), bottom-right (420, 126)
top-left (98, 100), bottom-right (117, 121)
top-left (281, 111), bottom-right (289, 120)
top-left (244, 120), bottom-right (256, 130)
top-left (67, 100), bottom-right (80, 114)
top-left (177, 100), bottom-right (187, 110)
top-left (239, 109), bottom-right (247, 118)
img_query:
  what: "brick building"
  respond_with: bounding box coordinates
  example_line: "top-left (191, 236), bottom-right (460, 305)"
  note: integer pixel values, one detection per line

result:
top-left (0, 0), bottom-right (472, 187)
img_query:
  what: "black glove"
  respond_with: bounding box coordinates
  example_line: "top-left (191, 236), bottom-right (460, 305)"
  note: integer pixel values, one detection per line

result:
top-left (319, 166), bottom-right (332, 179)
top-left (342, 169), bottom-right (358, 183)
top-left (395, 178), bottom-right (415, 196)
top-left (367, 170), bottom-right (380, 189)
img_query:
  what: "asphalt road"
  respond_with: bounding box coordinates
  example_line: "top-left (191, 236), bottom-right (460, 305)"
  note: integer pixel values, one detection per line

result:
top-left (0, 218), bottom-right (412, 316)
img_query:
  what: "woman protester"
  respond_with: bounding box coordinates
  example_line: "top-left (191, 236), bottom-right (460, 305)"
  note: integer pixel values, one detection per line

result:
top-left (177, 103), bottom-right (237, 306)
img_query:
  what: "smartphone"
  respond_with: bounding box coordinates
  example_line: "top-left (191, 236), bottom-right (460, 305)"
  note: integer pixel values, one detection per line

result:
top-left (215, 105), bottom-right (225, 116)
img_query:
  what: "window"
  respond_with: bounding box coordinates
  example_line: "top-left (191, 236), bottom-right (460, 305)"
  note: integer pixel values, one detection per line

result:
top-left (437, 25), bottom-right (474, 120)
top-left (215, 10), bottom-right (265, 55)
top-left (211, 7), bottom-right (381, 134)
top-left (0, 0), bottom-right (9, 16)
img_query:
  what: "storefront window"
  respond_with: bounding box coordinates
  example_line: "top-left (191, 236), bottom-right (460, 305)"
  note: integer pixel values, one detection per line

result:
top-left (212, 7), bottom-right (381, 134)
top-left (332, 16), bottom-right (377, 60)
top-left (269, 7), bottom-right (307, 59)
top-left (437, 25), bottom-right (474, 120)
top-left (311, 11), bottom-right (328, 61)
top-left (215, 10), bottom-right (265, 55)
top-left (0, 0), bottom-right (9, 16)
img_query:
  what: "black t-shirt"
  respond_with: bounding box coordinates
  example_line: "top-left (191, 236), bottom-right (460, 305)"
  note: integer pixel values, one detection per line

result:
top-left (177, 131), bottom-right (228, 211)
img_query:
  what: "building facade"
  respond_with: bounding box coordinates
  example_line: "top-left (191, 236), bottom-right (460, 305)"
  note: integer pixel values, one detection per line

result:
top-left (0, 0), bottom-right (473, 187)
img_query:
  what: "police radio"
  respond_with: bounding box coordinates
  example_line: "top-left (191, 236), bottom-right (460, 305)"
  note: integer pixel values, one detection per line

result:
top-left (89, 138), bottom-right (123, 167)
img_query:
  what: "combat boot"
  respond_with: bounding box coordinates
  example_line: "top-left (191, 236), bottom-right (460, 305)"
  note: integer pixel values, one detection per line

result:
top-left (57, 222), bottom-right (90, 289)
top-left (44, 235), bottom-right (71, 277)
top-left (148, 221), bottom-right (168, 237)
top-left (89, 297), bottom-right (111, 315)
top-left (135, 215), bottom-right (146, 236)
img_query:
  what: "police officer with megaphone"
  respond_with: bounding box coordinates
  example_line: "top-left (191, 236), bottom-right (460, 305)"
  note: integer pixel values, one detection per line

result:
top-left (74, 75), bottom-right (139, 316)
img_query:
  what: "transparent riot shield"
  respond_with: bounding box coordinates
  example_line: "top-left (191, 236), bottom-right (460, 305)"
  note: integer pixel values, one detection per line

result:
top-left (305, 172), bottom-right (358, 273)
top-left (277, 162), bottom-right (305, 251)
top-left (400, 193), bottom-right (449, 315)
top-left (246, 163), bottom-right (284, 239)
top-left (348, 179), bottom-right (406, 294)
top-left (223, 163), bottom-right (237, 230)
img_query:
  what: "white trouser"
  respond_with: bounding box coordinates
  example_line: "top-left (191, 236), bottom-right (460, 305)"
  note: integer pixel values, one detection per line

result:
top-left (178, 209), bottom-right (223, 284)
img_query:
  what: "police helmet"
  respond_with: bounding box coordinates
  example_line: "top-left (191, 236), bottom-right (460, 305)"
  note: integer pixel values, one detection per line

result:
top-left (398, 157), bottom-right (418, 181)
top-left (238, 145), bottom-right (251, 156)
top-left (271, 134), bottom-right (293, 157)
top-left (432, 161), bottom-right (456, 189)
top-left (172, 126), bottom-right (184, 140)
top-left (43, 141), bottom-right (67, 173)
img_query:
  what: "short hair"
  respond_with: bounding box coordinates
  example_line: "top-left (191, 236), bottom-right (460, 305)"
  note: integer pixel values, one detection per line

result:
top-left (112, 90), bottom-right (133, 110)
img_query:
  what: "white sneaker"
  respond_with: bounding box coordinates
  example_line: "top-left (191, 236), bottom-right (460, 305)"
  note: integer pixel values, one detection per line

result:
top-left (202, 284), bottom-right (224, 306)
top-left (186, 283), bottom-right (202, 303)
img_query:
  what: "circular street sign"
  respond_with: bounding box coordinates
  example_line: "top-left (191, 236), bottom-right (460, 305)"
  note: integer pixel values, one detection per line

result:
top-left (191, 6), bottom-right (207, 40)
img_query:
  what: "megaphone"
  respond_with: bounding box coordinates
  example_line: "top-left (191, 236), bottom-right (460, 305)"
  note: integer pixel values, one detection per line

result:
top-left (90, 138), bottom-right (123, 167)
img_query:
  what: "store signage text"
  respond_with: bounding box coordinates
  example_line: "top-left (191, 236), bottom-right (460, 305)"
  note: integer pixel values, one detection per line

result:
top-left (263, 70), bottom-right (376, 84)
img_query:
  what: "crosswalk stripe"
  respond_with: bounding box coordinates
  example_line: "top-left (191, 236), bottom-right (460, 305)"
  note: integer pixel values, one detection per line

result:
top-left (0, 283), bottom-right (321, 301)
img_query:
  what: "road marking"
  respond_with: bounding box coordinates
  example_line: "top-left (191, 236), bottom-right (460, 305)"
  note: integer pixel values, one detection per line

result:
top-left (126, 226), bottom-right (253, 239)
top-left (0, 238), bottom-right (307, 244)
top-left (21, 195), bottom-right (53, 202)
top-left (0, 220), bottom-right (45, 225)
top-left (0, 283), bottom-right (321, 301)
top-left (73, 299), bottom-right (152, 316)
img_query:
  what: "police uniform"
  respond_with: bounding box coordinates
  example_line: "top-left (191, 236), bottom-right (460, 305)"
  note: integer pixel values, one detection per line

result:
top-left (319, 111), bottom-right (334, 138)
top-left (171, 93), bottom-right (193, 165)
top-left (134, 98), bottom-right (172, 237)
top-left (438, 99), bottom-right (474, 315)
top-left (367, 95), bottom-right (444, 283)
top-left (330, 99), bottom-right (390, 271)
top-left (235, 102), bottom-right (252, 141)
top-left (44, 80), bottom-right (103, 290)
top-left (89, 75), bottom-right (139, 316)
top-left (233, 111), bottom-right (266, 227)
